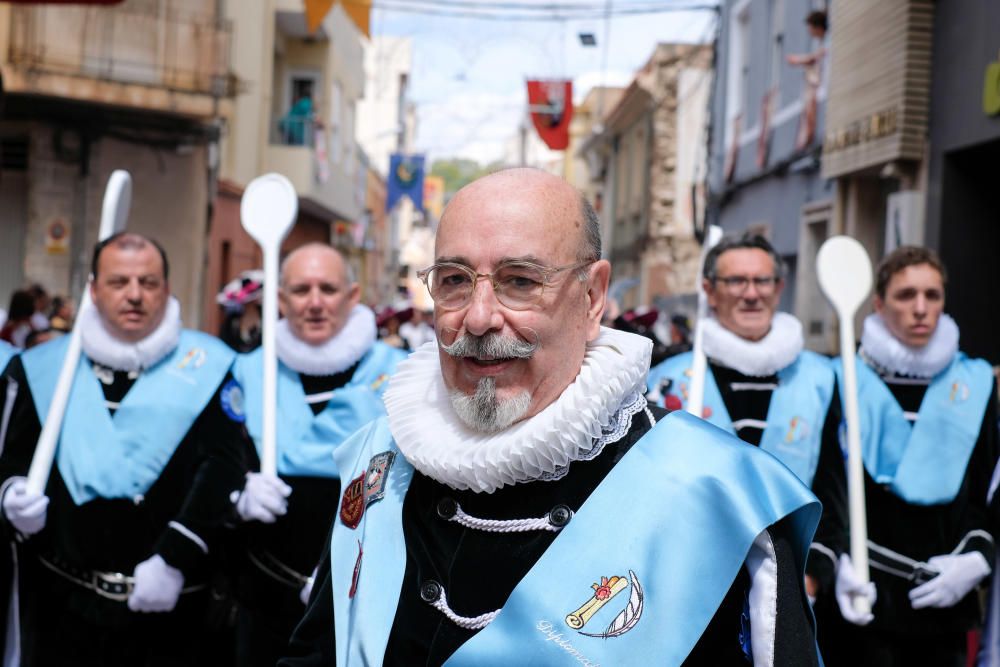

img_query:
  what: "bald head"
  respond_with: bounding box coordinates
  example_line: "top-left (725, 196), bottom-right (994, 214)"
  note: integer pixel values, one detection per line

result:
top-left (439, 168), bottom-right (600, 263)
top-left (279, 243), bottom-right (360, 345)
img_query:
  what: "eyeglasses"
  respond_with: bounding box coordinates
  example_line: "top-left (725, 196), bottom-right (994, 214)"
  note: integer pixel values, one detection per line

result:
top-left (713, 275), bottom-right (780, 295)
top-left (416, 260), bottom-right (595, 311)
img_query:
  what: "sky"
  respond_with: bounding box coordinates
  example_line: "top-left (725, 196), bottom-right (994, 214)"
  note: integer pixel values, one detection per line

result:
top-left (369, 3), bottom-right (717, 166)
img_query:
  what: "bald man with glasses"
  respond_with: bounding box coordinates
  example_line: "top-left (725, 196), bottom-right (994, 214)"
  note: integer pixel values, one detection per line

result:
top-left (647, 233), bottom-right (851, 635)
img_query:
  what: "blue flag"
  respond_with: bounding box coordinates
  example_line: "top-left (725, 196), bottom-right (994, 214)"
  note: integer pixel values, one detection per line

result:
top-left (386, 154), bottom-right (425, 213)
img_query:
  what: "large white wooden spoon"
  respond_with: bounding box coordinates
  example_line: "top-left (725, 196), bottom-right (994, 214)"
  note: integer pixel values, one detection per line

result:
top-left (817, 235), bottom-right (874, 614)
top-left (240, 173), bottom-right (298, 476)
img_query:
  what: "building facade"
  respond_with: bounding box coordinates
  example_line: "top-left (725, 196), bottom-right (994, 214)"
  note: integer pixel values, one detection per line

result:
top-left (708, 0), bottom-right (836, 350)
top-left (0, 0), bottom-right (236, 327)
top-left (582, 43), bottom-right (711, 311)
top-left (923, 0), bottom-right (1000, 362)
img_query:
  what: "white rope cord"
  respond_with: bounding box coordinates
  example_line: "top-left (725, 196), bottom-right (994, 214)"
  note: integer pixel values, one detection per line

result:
top-left (450, 503), bottom-right (564, 533)
top-left (644, 406), bottom-right (657, 427)
top-left (429, 587), bottom-right (501, 630)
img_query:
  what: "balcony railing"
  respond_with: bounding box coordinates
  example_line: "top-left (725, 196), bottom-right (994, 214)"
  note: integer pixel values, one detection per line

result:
top-left (7, 3), bottom-right (235, 97)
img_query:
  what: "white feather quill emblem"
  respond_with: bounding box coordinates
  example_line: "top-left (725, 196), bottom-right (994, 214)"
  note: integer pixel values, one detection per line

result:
top-left (580, 569), bottom-right (644, 638)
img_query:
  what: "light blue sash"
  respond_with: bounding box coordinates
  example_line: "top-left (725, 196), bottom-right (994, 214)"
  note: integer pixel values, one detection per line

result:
top-left (330, 411), bottom-right (820, 666)
top-left (0, 341), bottom-right (15, 372)
top-left (235, 342), bottom-right (406, 478)
top-left (837, 354), bottom-right (992, 505)
top-left (647, 351), bottom-right (834, 486)
top-left (21, 330), bottom-right (234, 504)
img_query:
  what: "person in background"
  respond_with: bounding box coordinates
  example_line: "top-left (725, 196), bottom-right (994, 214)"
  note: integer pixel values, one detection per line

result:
top-left (400, 308), bottom-right (435, 351)
top-left (218, 270), bottom-right (265, 353)
top-left (830, 246), bottom-right (998, 666)
top-left (48, 296), bottom-right (75, 332)
top-left (0, 232), bottom-right (249, 666)
top-left (0, 290), bottom-right (36, 349)
top-left (26, 285), bottom-right (50, 332)
top-left (231, 243), bottom-right (406, 667)
top-left (645, 233), bottom-right (850, 649)
top-left (377, 305), bottom-right (411, 350)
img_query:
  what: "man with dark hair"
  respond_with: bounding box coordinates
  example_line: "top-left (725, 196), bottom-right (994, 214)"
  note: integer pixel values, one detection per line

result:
top-left (830, 245), bottom-right (998, 665)
top-left (231, 243), bottom-right (406, 667)
top-left (280, 170), bottom-right (823, 666)
top-left (0, 232), bottom-right (249, 666)
top-left (647, 232), bottom-right (850, 631)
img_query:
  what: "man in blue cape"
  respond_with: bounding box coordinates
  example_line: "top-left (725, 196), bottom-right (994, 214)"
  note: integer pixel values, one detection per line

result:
top-left (231, 243), bottom-right (406, 667)
top-left (830, 246), bottom-right (999, 665)
top-left (0, 233), bottom-right (248, 666)
top-left (646, 233), bottom-right (850, 634)
top-left (280, 169), bottom-right (823, 666)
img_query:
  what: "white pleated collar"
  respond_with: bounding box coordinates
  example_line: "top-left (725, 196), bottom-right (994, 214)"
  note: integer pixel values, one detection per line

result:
top-left (79, 296), bottom-right (181, 372)
top-left (384, 326), bottom-right (653, 493)
top-left (275, 304), bottom-right (377, 376)
top-left (701, 312), bottom-right (804, 377)
top-left (860, 313), bottom-right (959, 379)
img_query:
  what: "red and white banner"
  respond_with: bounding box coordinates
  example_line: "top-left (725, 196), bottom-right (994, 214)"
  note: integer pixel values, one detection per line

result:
top-left (527, 79), bottom-right (573, 151)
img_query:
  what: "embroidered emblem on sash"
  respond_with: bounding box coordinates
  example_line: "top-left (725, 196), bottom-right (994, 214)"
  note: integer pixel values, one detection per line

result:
top-left (950, 381), bottom-right (970, 403)
top-left (364, 450), bottom-right (395, 507)
top-left (340, 474), bottom-right (366, 529)
top-left (220, 379), bottom-right (246, 423)
top-left (784, 416), bottom-right (810, 443)
top-left (177, 347), bottom-right (207, 369)
top-left (565, 570), bottom-right (644, 638)
top-left (349, 540), bottom-right (363, 599)
top-left (370, 374), bottom-right (389, 392)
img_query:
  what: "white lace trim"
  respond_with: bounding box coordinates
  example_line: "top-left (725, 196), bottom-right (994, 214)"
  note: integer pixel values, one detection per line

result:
top-left (859, 313), bottom-right (959, 379)
top-left (384, 327), bottom-right (652, 493)
top-left (275, 305), bottom-right (377, 376)
top-left (701, 312), bottom-right (803, 377)
top-left (536, 390), bottom-right (647, 484)
top-left (79, 296), bottom-right (181, 372)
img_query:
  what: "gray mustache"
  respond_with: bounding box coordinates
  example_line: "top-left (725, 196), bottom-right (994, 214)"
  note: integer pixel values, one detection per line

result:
top-left (440, 332), bottom-right (537, 360)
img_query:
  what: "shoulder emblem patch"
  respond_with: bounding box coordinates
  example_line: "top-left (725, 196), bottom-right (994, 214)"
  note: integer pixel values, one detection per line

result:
top-left (364, 450), bottom-right (395, 507)
top-left (220, 379), bottom-right (245, 423)
top-left (340, 473), bottom-right (366, 529)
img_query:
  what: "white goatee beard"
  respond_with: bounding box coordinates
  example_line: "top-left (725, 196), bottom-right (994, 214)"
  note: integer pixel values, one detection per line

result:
top-left (449, 377), bottom-right (532, 434)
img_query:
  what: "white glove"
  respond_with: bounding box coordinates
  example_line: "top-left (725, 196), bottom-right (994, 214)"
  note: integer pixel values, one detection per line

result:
top-left (2, 477), bottom-right (49, 536)
top-left (836, 554), bottom-right (877, 625)
top-left (909, 552), bottom-right (991, 610)
top-left (235, 473), bottom-right (291, 523)
top-left (127, 554), bottom-right (184, 613)
top-left (299, 565), bottom-right (319, 605)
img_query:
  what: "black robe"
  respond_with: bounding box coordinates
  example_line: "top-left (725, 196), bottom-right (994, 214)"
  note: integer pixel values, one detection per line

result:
top-left (0, 354), bottom-right (250, 667)
top-left (830, 367), bottom-right (1000, 665)
top-left (279, 405), bottom-right (820, 666)
top-left (234, 364), bottom-right (359, 667)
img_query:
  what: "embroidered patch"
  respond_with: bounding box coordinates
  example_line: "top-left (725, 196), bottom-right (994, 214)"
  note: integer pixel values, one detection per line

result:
top-left (370, 374), bottom-right (389, 392)
top-left (565, 570), bottom-right (644, 638)
top-left (177, 347), bottom-right (207, 369)
top-left (340, 474), bottom-right (366, 529)
top-left (220, 379), bottom-right (246, 423)
top-left (349, 540), bottom-right (363, 599)
top-left (949, 381), bottom-right (970, 403)
top-left (364, 451), bottom-right (395, 507)
top-left (783, 415), bottom-right (810, 443)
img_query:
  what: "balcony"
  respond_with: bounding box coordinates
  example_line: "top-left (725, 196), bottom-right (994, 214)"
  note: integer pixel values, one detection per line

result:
top-left (4, 3), bottom-right (235, 118)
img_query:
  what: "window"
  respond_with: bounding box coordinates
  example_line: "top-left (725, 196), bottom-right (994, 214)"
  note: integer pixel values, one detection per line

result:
top-left (330, 80), bottom-right (343, 164)
top-left (724, 0), bottom-right (752, 148)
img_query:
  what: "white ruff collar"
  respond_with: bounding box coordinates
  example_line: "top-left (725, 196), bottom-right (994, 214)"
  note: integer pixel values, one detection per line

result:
top-left (80, 296), bottom-right (181, 372)
top-left (701, 311), bottom-right (803, 377)
top-left (860, 313), bottom-right (959, 378)
top-left (275, 304), bottom-right (376, 376)
top-left (384, 326), bottom-right (652, 493)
